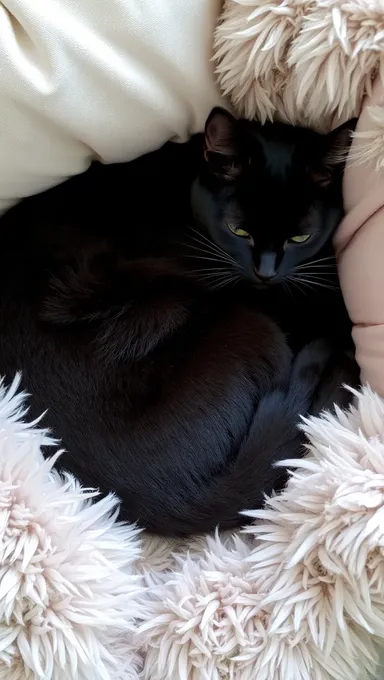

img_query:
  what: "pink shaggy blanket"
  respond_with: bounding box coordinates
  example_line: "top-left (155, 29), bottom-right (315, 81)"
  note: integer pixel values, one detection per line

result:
top-left (0, 377), bottom-right (384, 680)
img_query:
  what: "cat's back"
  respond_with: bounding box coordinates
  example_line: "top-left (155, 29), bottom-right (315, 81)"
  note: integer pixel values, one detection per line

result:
top-left (0, 136), bottom-right (201, 254)
top-left (0, 145), bottom-right (291, 535)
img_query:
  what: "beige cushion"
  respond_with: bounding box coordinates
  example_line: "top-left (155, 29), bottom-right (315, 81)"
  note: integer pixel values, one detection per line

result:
top-left (334, 76), bottom-right (384, 397)
top-left (0, 0), bottom-right (225, 213)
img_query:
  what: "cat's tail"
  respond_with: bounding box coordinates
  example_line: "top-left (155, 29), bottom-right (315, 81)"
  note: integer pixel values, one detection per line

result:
top-left (189, 340), bottom-right (350, 534)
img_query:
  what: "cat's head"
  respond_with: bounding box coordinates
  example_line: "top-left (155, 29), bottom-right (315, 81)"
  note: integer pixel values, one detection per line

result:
top-left (190, 108), bottom-right (355, 287)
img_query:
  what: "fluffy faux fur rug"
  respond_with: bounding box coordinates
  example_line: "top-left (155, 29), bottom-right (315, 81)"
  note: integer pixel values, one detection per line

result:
top-left (214, 0), bottom-right (384, 169)
top-left (0, 376), bottom-right (144, 680)
top-left (0, 375), bottom-right (384, 680)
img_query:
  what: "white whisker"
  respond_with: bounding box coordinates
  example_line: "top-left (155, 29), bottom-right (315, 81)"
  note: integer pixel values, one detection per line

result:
top-left (289, 275), bottom-right (338, 291)
top-left (187, 228), bottom-right (238, 266)
top-left (184, 253), bottom-right (237, 266)
top-left (295, 265), bottom-right (337, 271)
top-left (292, 269), bottom-right (338, 278)
top-left (209, 273), bottom-right (241, 291)
top-left (183, 242), bottom-right (236, 263)
top-left (196, 270), bottom-right (235, 281)
top-left (189, 235), bottom-right (239, 266)
top-left (294, 256), bottom-right (336, 271)
top-left (281, 280), bottom-right (295, 300)
top-left (187, 266), bottom-right (233, 275)
top-left (286, 276), bottom-right (309, 297)
top-left (292, 271), bottom-right (337, 282)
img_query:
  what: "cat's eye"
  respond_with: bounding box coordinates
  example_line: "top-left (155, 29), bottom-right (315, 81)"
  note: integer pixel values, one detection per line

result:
top-left (288, 234), bottom-right (311, 244)
top-left (228, 223), bottom-right (251, 239)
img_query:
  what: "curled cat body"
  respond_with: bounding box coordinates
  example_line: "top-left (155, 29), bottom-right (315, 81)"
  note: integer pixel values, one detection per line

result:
top-left (0, 109), bottom-right (358, 536)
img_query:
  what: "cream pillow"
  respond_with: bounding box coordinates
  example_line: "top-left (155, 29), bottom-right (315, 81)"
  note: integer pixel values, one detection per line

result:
top-left (0, 0), bottom-right (225, 214)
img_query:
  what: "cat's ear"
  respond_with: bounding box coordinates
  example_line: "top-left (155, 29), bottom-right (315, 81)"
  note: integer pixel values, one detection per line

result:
top-left (204, 108), bottom-right (238, 156)
top-left (324, 118), bottom-right (357, 166)
top-left (313, 119), bottom-right (357, 188)
top-left (204, 108), bottom-right (241, 180)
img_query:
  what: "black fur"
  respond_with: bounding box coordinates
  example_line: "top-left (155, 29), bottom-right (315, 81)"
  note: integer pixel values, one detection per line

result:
top-left (0, 113), bottom-right (358, 535)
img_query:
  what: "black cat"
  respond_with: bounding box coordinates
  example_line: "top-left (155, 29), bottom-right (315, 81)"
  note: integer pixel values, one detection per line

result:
top-left (0, 109), bottom-right (358, 535)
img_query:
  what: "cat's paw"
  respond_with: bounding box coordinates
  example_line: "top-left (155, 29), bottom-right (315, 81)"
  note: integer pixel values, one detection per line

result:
top-left (311, 347), bottom-right (360, 415)
top-left (291, 339), bottom-right (332, 385)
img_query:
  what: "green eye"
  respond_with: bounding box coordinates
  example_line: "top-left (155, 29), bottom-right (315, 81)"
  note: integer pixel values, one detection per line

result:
top-left (289, 234), bottom-right (311, 244)
top-left (228, 223), bottom-right (251, 238)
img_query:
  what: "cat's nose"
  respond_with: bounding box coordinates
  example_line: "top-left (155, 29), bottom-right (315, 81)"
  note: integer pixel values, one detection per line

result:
top-left (254, 252), bottom-right (277, 281)
top-left (255, 270), bottom-right (275, 282)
